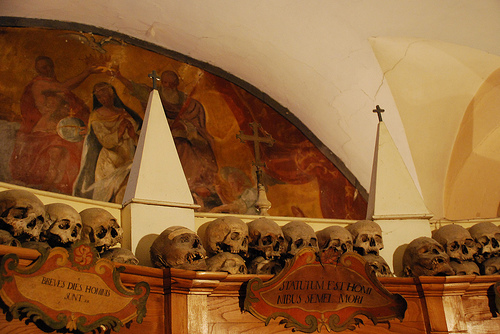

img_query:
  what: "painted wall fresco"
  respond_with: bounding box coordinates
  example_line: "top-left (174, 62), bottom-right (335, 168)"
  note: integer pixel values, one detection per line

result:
top-left (0, 26), bottom-right (366, 219)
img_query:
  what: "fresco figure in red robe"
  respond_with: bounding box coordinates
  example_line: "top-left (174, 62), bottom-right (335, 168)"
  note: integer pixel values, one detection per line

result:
top-left (10, 56), bottom-right (100, 194)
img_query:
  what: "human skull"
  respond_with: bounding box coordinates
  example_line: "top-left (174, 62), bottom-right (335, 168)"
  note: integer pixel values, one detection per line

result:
top-left (0, 230), bottom-right (21, 247)
top-left (432, 224), bottom-right (477, 263)
top-left (0, 189), bottom-right (46, 242)
top-left (468, 222), bottom-right (500, 263)
top-left (346, 220), bottom-right (383, 256)
top-left (282, 221), bottom-right (319, 257)
top-left (403, 237), bottom-right (455, 277)
top-left (43, 203), bottom-right (82, 248)
top-left (206, 252), bottom-right (247, 274)
top-left (248, 217), bottom-right (286, 259)
top-left (101, 248), bottom-right (139, 265)
top-left (80, 208), bottom-right (123, 253)
top-left (450, 260), bottom-right (480, 276)
top-left (150, 226), bottom-right (207, 270)
top-left (316, 226), bottom-right (353, 257)
top-left (248, 256), bottom-right (283, 275)
top-left (363, 254), bottom-right (393, 277)
top-left (480, 256), bottom-right (500, 275)
top-left (203, 216), bottom-right (249, 256)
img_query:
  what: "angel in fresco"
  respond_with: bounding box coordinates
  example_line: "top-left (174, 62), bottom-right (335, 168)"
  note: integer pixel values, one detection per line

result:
top-left (112, 67), bottom-right (221, 210)
top-left (10, 56), bottom-right (102, 194)
top-left (73, 82), bottom-right (143, 203)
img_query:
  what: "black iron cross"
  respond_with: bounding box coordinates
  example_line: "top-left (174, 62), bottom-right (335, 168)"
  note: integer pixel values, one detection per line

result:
top-left (148, 70), bottom-right (161, 90)
top-left (237, 122), bottom-right (275, 168)
top-left (373, 105), bottom-right (385, 122)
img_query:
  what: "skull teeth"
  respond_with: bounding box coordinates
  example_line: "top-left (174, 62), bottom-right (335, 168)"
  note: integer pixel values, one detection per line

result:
top-left (186, 252), bottom-right (206, 263)
top-left (431, 257), bottom-right (445, 267)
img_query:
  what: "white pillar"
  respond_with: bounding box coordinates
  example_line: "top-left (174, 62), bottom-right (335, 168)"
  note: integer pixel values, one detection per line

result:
top-left (121, 90), bottom-right (198, 266)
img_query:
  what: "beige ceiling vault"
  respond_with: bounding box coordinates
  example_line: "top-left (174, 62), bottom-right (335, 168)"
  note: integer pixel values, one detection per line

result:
top-left (370, 37), bottom-right (500, 219)
top-left (446, 68), bottom-right (500, 219)
top-left (2, 0), bottom-right (500, 220)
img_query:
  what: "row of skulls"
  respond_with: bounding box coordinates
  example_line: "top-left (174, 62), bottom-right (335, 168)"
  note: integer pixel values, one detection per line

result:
top-left (403, 222), bottom-right (500, 277)
top-left (150, 217), bottom-right (393, 277)
top-left (0, 189), bottom-right (138, 264)
top-left (8, 188), bottom-right (500, 278)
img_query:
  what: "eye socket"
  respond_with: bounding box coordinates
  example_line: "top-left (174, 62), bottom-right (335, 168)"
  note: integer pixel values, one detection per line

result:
top-left (180, 235), bottom-right (190, 243)
top-left (330, 239), bottom-right (341, 247)
top-left (262, 236), bottom-right (272, 246)
top-left (96, 226), bottom-right (107, 239)
top-left (58, 219), bottom-right (71, 230)
top-left (479, 236), bottom-right (490, 246)
top-left (361, 234), bottom-right (369, 242)
top-left (230, 232), bottom-right (240, 240)
top-left (110, 227), bottom-right (119, 238)
top-left (418, 246), bottom-right (429, 254)
top-left (11, 208), bottom-right (27, 219)
top-left (295, 239), bottom-right (304, 248)
top-left (465, 239), bottom-right (475, 247)
top-left (449, 241), bottom-right (459, 251)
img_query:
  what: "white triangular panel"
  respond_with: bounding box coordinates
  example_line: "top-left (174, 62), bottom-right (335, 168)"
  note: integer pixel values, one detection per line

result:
top-left (366, 122), bottom-right (431, 219)
top-left (122, 90), bottom-right (193, 206)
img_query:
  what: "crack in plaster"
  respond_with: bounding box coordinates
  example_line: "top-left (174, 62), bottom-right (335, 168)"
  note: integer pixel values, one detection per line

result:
top-left (374, 40), bottom-right (421, 99)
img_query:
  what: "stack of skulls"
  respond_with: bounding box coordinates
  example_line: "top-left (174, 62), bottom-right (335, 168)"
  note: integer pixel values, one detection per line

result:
top-left (0, 189), bottom-right (137, 265)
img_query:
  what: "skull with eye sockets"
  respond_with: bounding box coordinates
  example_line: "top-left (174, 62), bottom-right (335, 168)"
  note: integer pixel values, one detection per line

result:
top-left (0, 189), bottom-right (46, 242)
top-left (282, 221), bottom-right (319, 257)
top-left (150, 226), bottom-right (207, 270)
top-left (363, 254), bottom-right (393, 277)
top-left (347, 220), bottom-right (384, 256)
top-left (247, 217), bottom-right (286, 260)
top-left (80, 208), bottom-right (122, 253)
top-left (469, 222), bottom-right (500, 264)
top-left (432, 224), bottom-right (477, 263)
top-left (43, 203), bottom-right (82, 248)
top-left (203, 216), bottom-right (249, 257)
top-left (316, 225), bottom-right (353, 259)
top-left (403, 237), bottom-right (454, 277)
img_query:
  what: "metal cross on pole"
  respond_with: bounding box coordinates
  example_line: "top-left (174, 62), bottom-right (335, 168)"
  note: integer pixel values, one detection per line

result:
top-left (373, 105), bottom-right (385, 122)
top-left (236, 122), bottom-right (275, 215)
top-left (148, 70), bottom-right (161, 90)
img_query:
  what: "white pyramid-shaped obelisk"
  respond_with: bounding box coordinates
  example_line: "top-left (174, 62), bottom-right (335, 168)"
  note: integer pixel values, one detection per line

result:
top-left (122, 89), bottom-right (198, 266)
top-left (366, 111), bottom-right (432, 276)
top-left (122, 90), bottom-right (193, 206)
top-left (366, 121), bottom-right (432, 220)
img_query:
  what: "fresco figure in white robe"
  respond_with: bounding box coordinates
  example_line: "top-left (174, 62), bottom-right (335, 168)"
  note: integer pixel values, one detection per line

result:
top-left (74, 82), bottom-right (142, 203)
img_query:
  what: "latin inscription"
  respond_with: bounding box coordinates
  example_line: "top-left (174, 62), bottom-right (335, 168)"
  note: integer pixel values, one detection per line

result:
top-left (41, 275), bottom-right (111, 304)
top-left (275, 280), bottom-right (372, 306)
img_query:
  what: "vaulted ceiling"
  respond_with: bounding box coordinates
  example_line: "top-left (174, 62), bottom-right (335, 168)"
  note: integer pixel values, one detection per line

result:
top-left (2, 0), bottom-right (500, 220)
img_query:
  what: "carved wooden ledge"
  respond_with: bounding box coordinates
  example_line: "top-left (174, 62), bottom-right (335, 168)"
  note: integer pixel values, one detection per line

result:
top-left (3, 245), bottom-right (500, 333)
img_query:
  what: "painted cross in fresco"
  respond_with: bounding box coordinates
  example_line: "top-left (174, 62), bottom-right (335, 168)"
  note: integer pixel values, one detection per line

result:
top-left (237, 122), bottom-right (275, 215)
top-left (373, 105), bottom-right (385, 122)
top-left (236, 122), bottom-right (275, 168)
